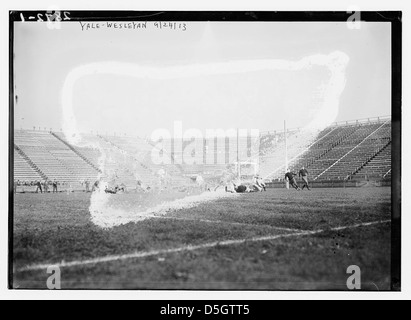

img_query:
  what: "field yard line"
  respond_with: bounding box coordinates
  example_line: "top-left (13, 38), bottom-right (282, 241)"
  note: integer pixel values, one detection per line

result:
top-left (17, 219), bottom-right (391, 272)
top-left (138, 214), bottom-right (303, 233)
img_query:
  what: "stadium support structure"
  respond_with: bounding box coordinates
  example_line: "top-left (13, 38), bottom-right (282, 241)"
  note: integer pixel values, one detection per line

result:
top-left (347, 139), bottom-right (392, 180)
top-left (284, 120), bottom-right (288, 171)
top-left (259, 116), bottom-right (391, 182)
top-left (261, 127), bottom-right (326, 181)
top-left (95, 134), bottom-right (193, 188)
top-left (144, 138), bottom-right (185, 175)
top-left (51, 131), bottom-right (102, 174)
top-left (14, 117), bottom-right (392, 186)
top-left (14, 144), bottom-right (47, 180)
top-left (383, 169), bottom-right (391, 179)
top-left (97, 134), bottom-right (158, 176)
top-left (314, 119), bottom-right (391, 181)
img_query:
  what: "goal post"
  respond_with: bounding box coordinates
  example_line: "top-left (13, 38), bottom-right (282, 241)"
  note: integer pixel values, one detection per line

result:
top-left (284, 120), bottom-right (289, 189)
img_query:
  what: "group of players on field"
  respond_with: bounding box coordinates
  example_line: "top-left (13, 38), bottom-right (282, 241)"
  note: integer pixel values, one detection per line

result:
top-left (226, 166), bottom-right (310, 193)
top-left (225, 175), bottom-right (267, 193)
top-left (87, 166), bottom-right (311, 195)
top-left (18, 166), bottom-right (311, 195)
top-left (284, 166), bottom-right (311, 191)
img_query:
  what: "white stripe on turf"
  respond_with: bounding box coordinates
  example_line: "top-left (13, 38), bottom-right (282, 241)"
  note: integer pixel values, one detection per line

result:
top-left (17, 219), bottom-right (391, 272)
top-left (140, 214), bottom-right (303, 233)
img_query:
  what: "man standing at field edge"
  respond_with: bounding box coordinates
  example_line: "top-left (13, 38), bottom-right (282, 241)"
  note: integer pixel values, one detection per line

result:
top-left (52, 180), bottom-right (58, 193)
top-left (299, 166), bottom-right (311, 190)
top-left (35, 180), bottom-right (42, 193)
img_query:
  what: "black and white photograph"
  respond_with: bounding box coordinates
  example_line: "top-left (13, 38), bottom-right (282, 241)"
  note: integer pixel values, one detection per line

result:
top-left (7, 9), bottom-right (402, 295)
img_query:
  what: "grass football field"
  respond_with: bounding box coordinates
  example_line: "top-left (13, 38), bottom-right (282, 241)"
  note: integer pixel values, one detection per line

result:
top-left (12, 186), bottom-right (391, 290)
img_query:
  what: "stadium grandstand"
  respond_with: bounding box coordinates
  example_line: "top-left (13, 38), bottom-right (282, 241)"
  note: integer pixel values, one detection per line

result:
top-left (260, 116), bottom-right (392, 183)
top-left (13, 116), bottom-right (391, 192)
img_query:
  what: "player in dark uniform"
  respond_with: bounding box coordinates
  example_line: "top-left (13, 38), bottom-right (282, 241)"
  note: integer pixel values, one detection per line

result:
top-left (35, 180), bottom-right (43, 193)
top-left (52, 180), bottom-right (58, 193)
top-left (92, 180), bottom-right (100, 192)
top-left (234, 184), bottom-right (248, 193)
top-left (299, 166), bottom-right (311, 190)
top-left (225, 182), bottom-right (249, 193)
top-left (104, 186), bottom-right (116, 194)
top-left (285, 170), bottom-right (301, 190)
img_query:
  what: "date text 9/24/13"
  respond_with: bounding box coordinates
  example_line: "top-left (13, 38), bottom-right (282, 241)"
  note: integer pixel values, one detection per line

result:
top-left (79, 21), bottom-right (187, 31)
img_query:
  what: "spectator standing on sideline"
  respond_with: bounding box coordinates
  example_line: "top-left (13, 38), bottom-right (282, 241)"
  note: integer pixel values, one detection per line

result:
top-left (85, 180), bottom-right (90, 192)
top-left (35, 180), bottom-right (42, 193)
top-left (52, 180), bottom-right (58, 193)
top-left (43, 179), bottom-right (49, 193)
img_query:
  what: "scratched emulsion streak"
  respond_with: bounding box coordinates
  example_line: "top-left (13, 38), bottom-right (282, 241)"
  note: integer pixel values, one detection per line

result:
top-left (62, 52), bottom-right (349, 143)
top-left (61, 52), bottom-right (349, 229)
